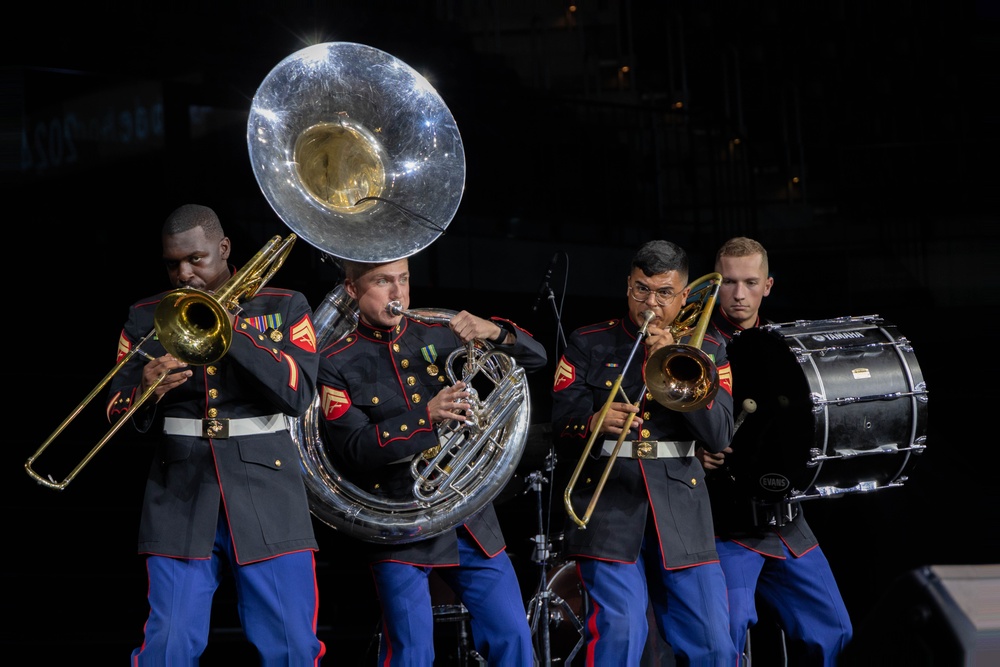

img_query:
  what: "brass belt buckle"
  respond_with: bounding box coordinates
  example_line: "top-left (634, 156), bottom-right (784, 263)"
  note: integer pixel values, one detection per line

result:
top-left (202, 418), bottom-right (230, 439)
top-left (635, 441), bottom-right (655, 459)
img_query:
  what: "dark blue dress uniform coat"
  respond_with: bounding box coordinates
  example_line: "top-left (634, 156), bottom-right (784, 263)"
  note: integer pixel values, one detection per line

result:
top-left (552, 313), bottom-right (735, 568)
top-left (317, 315), bottom-right (547, 564)
top-left (106, 285), bottom-right (321, 564)
top-left (708, 309), bottom-right (818, 557)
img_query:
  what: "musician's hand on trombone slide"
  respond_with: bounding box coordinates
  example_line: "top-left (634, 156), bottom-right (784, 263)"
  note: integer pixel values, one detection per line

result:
top-left (590, 402), bottom-right (642, 437)
top-left (138, 352), bottom-right (192, 401)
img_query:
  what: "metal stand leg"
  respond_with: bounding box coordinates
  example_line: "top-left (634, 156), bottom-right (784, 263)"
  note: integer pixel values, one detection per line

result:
top-left (525, 469), bottom-right (554, 666)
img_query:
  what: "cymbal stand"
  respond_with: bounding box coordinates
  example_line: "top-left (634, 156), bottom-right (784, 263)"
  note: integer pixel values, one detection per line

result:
top-left (525, 466), bottom-right (553, 666)
top-left (526, 442), bottom-right (586, 666)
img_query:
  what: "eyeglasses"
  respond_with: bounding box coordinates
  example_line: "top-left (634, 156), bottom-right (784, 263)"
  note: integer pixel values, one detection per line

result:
top-left (628, 282), bottom-right (680, 306)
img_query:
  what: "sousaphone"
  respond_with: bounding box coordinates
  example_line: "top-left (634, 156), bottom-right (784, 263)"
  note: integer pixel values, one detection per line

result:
top-left (248, 42), bottom-right (531, 544)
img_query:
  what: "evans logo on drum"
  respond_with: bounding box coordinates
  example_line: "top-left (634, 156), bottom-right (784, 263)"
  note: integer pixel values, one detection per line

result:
top-left (759, 473), bottom-right (791, 493)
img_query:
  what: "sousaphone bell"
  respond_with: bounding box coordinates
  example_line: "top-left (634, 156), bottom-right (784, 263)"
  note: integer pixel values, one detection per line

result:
top-left (247, 41), bottom-right (465, 262)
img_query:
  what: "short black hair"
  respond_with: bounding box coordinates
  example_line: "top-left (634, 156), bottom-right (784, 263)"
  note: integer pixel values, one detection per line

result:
top-left (162, 204), bottom-right (224, 239)
top-left (630, 240), bottom-right (688, 280)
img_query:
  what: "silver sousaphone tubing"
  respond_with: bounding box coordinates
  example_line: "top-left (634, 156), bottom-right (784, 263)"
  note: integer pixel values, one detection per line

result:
top-left (247, 41), bottom-right (466, 262)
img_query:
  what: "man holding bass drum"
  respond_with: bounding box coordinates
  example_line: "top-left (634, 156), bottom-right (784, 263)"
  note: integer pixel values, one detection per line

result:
top-left (697, 237), bottom-right (852, 666)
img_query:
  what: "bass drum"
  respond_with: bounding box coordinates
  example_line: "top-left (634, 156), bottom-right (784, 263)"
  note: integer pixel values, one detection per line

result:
top-left (726, 315), bottom-right (929, 504)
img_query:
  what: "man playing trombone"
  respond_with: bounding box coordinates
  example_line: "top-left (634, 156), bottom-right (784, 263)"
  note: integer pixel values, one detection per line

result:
top-left (106, 204), bottom-right (326, 664)
top-left (551, 239), bottom-right (738, 665)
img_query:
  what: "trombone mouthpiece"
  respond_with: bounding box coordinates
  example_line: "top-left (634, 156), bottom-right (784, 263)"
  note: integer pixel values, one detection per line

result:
top-left (386, 301), bottom-right (403, 316)
top-left (637, 310), bottom-right (656, 335)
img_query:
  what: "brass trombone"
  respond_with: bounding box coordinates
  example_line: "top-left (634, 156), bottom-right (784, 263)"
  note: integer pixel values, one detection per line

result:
top-left (24, 234), bottom-right (297, 491)
top-left (644, 273), bottom-right (723, 412)
top-left (563, 309), bottom-right (655, 529)
top-left (563, 272), bottom-right (723, 528)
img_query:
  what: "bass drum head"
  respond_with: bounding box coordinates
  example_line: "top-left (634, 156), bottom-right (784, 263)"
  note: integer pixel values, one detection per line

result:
top-left (726, 316), bottom-right (929, 503)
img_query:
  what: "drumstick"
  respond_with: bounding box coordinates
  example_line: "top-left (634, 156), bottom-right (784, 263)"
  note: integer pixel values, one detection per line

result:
top-left (734, 398), bottom-right (757, 433)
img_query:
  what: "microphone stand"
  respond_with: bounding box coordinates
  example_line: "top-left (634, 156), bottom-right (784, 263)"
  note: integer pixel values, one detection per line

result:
top-left (540, 285), bottom-right (568, 353)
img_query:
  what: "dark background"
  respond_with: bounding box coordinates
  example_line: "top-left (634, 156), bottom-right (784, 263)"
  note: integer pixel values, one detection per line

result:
top-left (4, 1), bottom-right (998, 664)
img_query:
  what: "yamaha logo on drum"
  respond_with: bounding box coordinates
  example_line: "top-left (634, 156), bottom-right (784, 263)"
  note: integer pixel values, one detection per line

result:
top-left (809, 330), bottom-right (866, 342)
top-left (758, 473), bottom-right (791, 492)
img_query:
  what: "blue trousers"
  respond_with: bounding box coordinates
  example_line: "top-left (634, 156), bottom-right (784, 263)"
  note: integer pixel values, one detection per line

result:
top-left (372, 530), bottom-right (533, 666)
top-left (576, 536), bottom-right (737, 667)
top-left (716, 538), bottom-right (852, 666)
top-left (131, 513), bottom-right (325, 666)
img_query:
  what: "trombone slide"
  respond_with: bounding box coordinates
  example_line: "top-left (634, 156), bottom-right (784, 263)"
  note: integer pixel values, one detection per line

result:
top-left (563, 310), bottom-right (654, 529)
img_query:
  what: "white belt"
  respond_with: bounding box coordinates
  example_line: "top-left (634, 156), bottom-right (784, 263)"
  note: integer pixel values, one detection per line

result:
top-left (601, 439), bottom-right (696, 459)
top-left (163, 414), bottom-right (286, 439)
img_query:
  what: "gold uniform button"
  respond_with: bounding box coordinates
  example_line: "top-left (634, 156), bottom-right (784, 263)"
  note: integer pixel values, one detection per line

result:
top-left (400, 424), bottom-right (408, 432)
top-left (207, 366), bottom-right (217, 375)
top-left (372, 397), bottom-right (380, 405)
top-left (412, 393), bottom-right (422, 403)
top-left (395, 325), bottom-right (402, 333)
top-left (438, 376), bottom-right (445, 383)
top-left (209, 389), bottom-right (219, 399)
top-left (646, 391), bottom-right (653, 400)
top-left (640, 428), bottom-right (651, 438)
top-left (605, 380), bottom-right (613, 388)
top-left (407, 376), bottom-right (416, 386)
top-left (258, 334), bottom-right (266, 341)
top-left (418, 418), bottom-right (426, 426)
top-left (207, 408), bottom-right (218, 418)
top-left (382, 431), bottom-right (390, 438)
top-left (275, 459), bottom-right (282, 467)
top-left (401, 359), bottom-right (410, 369)
top-left (240, 322), bottom-right (248, 330)
top-left (393, 343), bottom-right (400, 352)
top-left (346, 335), bottom-right (355, 343)
top-left (691, 478), bottom-right (697, 486)
top-left (643, 411), bottom-right (651, 419)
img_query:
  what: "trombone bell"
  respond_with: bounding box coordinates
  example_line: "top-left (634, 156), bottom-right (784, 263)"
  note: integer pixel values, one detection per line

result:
top-left (645, 344), bottom-right (720, 412)
top-left (154, 289), bottom-right (233, 366)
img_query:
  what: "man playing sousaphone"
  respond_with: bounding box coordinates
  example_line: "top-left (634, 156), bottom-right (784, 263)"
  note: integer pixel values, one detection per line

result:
top-left (315, 255), bottom-right (547, 665)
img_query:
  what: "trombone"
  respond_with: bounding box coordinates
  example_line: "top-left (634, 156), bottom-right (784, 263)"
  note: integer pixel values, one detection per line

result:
top-left (24, 234), bottom-right (297, 491)
top-left (563, 273), bottom-right (723, 529)
top-left (563, 309), bottom-right (655, 529)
